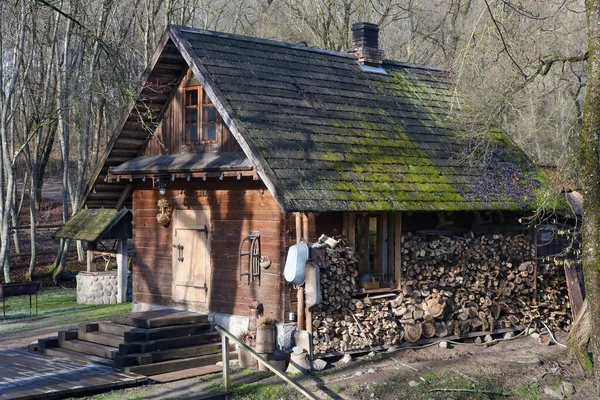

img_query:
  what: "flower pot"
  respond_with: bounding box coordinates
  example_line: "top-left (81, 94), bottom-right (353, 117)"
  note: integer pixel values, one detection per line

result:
top-left (248, 308), bottom-right (260, 332)
top-left (238, 346), bottom-right (255, 369)
top-left (256, 324), bottom-right (275, 354)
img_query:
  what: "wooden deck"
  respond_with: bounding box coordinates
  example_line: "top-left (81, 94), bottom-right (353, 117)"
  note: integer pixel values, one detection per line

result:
top-left (0, 348), bottom-right (146, 399)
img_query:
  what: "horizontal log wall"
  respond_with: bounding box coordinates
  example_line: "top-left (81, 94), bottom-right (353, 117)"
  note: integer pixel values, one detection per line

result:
top-left (132, 180), bottom-right (285, 319)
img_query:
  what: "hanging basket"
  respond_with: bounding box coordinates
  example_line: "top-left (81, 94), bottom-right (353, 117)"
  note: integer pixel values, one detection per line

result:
top-left (156, 199), bottom-right (172, 227)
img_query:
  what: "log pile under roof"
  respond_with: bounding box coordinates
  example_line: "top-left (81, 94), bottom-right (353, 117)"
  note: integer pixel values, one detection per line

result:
top-left (311, 232), bottom-right (571, 355)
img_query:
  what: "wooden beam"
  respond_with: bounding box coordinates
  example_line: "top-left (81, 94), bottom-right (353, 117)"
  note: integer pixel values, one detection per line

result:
top-left (222, 334), bottom-right (230, 391)
top-left (347, 213), bottom-right (356, 250)
top-left (87, 242), bottom-right (97, 273)
top-left (394, 213), bottom-right (402, 289)
top-left (116, 184), bottom-right (134, 211)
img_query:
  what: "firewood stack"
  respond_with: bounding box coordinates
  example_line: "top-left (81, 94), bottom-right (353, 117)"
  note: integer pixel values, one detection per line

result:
top-left (311, 232), bottom-right (572, 355)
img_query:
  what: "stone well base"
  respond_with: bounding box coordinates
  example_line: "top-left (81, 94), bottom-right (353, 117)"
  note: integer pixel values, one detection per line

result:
top-left (76, 271), bottom-right (132, 304)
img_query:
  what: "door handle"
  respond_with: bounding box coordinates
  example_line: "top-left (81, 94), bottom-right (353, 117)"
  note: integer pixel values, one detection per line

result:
top-left (173, 244), bottom-right (184, 262)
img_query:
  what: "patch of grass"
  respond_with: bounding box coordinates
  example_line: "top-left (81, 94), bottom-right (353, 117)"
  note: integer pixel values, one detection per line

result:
top-left (80, 389), bottom-right (148, 400)
top-left (198, 372), bottom-right (221, 382)
top-left (232, 381), bottom-right (298, 399)
top-left (330, 384), bottom-right (343, 393)
top-left (0, 287), bottom-right (132, 335)
top-left (509, 383), bottom-right (541, 400)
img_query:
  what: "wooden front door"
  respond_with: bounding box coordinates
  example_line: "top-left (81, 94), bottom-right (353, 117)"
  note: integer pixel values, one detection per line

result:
top-left (172, 209), bottom-right (211, 305)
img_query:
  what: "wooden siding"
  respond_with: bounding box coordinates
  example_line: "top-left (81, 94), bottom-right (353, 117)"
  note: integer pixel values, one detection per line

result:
top-left (132, 181), bottom-right (285, 319)
top-left (144, 70), bottom-right (241, 156)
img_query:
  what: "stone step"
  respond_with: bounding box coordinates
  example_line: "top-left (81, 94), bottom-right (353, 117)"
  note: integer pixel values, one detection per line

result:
top-left (112, 309), bottom-right (209, 329)
top-left (97, 321), bottom-right (140, 336)
top-left (125, 352), bottom-right (236, 376)
top-left (43, 347), bottom-right (114, 367)
top-left (119, 331), bottom-right (220, 354)
top-left (59, 338), bottom-right (119, 360)
top-left (78, 331), bottom-right (125, 348)
top-left (124, 322), bottom-right (214, 343)
top-left (115, 342), bottom-right (222, 368)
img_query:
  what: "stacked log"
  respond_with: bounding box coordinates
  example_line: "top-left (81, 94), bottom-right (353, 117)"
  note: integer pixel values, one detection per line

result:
top-left (311, 231), bottom-right (572, 355)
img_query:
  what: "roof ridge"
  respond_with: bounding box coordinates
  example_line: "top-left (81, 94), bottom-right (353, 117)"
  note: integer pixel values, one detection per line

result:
top-left (382, 59), bottom-right (449, 73)
top-left (173, 25), bottom-right (450, 73)
top-left (173, 25), bottom-right (356, 60)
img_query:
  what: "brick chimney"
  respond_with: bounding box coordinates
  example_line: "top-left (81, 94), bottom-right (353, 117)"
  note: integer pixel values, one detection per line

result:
top-left (352, 22), bottom-right (384, 66)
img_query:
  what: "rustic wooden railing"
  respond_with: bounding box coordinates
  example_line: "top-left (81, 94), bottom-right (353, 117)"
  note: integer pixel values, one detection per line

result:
top-left (215, 325), bottom-right (317, 400)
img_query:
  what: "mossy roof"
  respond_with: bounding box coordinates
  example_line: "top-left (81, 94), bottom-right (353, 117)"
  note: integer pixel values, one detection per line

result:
top-left (54, 209), bottom-right (132, 242)
top-left (172, 26), bottom-right (545, 212)
top-left (96, 26), bottom-right (545, 213)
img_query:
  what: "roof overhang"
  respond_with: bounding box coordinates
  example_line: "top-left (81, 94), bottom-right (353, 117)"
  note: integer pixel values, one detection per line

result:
top-left (108, 152), bottom-right (254, 177)
top-left (54, 209), bottom-right (132, 242)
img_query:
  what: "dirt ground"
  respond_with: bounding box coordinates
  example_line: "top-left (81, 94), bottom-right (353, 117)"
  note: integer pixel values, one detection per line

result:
top-left (5, 320), bottom-right (594, 400)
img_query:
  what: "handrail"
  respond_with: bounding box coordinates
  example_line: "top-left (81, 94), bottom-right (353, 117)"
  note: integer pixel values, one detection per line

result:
top-left (215, 325), bottom-right (317, 400)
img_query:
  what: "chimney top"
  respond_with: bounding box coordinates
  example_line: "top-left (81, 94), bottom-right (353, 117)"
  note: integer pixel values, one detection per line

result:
top-left (352, 22), bottom-right (383, 66)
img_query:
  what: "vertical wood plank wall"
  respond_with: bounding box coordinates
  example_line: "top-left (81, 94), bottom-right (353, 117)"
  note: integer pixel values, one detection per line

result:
top-left (132, 183), bottom-right (285, 319)
top-left (144, 72), bottom-right (241, 156)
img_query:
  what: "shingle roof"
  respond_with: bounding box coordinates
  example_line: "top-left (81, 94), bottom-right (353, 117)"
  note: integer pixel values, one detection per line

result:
top-left (170, 26), bottom-right (544, 212)
top-left (54, 209), bottom-right (132, 242)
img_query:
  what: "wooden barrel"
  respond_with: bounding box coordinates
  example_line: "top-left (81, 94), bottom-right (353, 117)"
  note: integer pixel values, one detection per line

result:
top-left (255, 325), bottom-right (275, 353)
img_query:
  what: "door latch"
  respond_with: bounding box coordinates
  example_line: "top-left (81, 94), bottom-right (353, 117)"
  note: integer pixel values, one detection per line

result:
top-left (173, 244), bottom-right (184, 262)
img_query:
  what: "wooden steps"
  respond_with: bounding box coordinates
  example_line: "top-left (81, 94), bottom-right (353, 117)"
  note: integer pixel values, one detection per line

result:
top-left (59, 338), bottom-right (119, 359)
top-left (43, 347), bottom-right (115, 366)
top-left (111, 309), bottom-right (209, 328)
top-left (125, 352), bottom-right (228, 375)
top-left (115, 342), bottom-right (222, 368)
top-left (34, 309), bottom-right (225, 380)
top-left (149, 365), bottom-right (222, 383)
top-left (79, 331), bottom-right (125, 348)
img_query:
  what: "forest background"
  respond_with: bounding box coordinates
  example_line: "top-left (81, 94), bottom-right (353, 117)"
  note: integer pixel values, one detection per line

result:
top-left (0, 0), bottom-right (586, 284)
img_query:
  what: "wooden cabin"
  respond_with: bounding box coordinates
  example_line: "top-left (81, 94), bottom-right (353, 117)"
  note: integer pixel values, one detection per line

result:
top-left (61, 23), bottom-right (550, 329)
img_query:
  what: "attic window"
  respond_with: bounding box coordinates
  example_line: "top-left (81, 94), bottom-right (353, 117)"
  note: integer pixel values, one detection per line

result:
top-left (356, 61), bottom-right (388, 75)
top-left (184, 86), bottom-right (217, 144)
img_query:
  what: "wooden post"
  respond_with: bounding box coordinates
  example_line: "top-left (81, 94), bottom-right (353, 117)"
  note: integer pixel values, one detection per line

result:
top-left (295, 213), bottom-right (305, 330)
top-left (394, 213), bottom-right (402, 289)
top-left (116, 239), bottom-right (128, 303)
top-left (302, 213), bottom-right (313, 340)
top-left (564, 261), bottom-right (584, 319)
top-left (222, 334), bottom-right (230, 391)
top-left (87, 242), bottom-right (97, 272)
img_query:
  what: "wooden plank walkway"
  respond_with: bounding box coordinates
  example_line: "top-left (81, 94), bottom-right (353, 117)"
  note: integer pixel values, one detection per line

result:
top-left (0, 348), bottom-right (146, 399)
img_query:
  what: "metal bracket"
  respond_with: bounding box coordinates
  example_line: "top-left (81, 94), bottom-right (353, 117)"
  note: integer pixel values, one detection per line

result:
top-left (173, 244), bottom-right (184, 262)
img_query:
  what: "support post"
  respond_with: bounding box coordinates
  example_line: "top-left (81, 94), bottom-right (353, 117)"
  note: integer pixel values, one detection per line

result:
top-left (87, 242), bottom-right (97, 272)
top-left (295, 213), bottom-right (305, 330)
top-left (394, 213), bottom-right (402, 289)
top-left (301, 213), bottom-right (312, 337)
top-left (222, 334), bottom-right (230, 391)
top-left (116, 239), bottom-right (128, 303)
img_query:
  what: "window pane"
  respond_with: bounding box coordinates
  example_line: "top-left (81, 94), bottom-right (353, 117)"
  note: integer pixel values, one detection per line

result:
top-left (186, 126), bottom-right (198, 142)
top-left (185, 89), bottom-right (198, 106)
top-left (186, 109), bottom-right (198, 124)
top-left (203, 90), bottom-right (213, 104)
top-left (202, 124), bottom-right (216, 142)
top-left (203, 107), bottom-right (217, 123)
top-left (369, 217), bottom-right (377, 234)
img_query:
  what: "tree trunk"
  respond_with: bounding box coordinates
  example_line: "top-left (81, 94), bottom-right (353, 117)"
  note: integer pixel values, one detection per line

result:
top-left (578, 0), bottom-right (600, 389)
